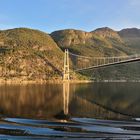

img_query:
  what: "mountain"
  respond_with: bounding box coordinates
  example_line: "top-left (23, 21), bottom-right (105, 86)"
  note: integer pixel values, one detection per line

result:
top-left (0, 28), bottom-right (64, 83)
top-left (51, 27), bottom-right (135, 57)
top-left (118, 28), bottom-right (140, 52)
top-left (51, 27), bottom-right (140, 81)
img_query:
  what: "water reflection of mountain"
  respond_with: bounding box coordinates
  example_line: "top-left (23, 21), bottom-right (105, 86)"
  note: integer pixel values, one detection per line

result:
top-left (0, 84), bottom-right (63, 119)
top-left (72, 83), bottom-right (140, 118)
top-left (0, 83), bottom-right (140, 120)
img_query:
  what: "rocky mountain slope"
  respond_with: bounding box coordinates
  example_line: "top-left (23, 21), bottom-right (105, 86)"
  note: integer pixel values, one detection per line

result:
top-left (51, 27), bottom-right (140, 81)
top-left (0, 28), bottom-right (64, 83)
top-left (51, 27), bottom-right (135, 57)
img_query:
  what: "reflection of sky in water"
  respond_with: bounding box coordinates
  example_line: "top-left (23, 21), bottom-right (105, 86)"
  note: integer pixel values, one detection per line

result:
top-left (2, 117), bottom-right (140, 138)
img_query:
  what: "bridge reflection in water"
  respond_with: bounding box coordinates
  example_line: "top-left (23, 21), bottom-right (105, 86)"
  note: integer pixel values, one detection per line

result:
top-left (63, 82), bottom-right (70, 115)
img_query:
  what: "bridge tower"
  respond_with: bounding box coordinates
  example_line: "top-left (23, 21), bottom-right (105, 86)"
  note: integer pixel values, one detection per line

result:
top-left (63, 49), bottom-right (70, 81)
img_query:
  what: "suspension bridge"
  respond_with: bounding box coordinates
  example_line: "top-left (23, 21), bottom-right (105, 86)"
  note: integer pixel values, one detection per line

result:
top-left (63, 49), bottom-right (140, 81)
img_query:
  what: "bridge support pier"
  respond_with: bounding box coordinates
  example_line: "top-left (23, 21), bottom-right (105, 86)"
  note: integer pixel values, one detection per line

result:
top-left (63, 49), bottom-right (70, 81)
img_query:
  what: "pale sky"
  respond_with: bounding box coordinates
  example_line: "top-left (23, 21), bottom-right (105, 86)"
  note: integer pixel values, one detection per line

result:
top-left (0, 0), bottom-right (140, 33)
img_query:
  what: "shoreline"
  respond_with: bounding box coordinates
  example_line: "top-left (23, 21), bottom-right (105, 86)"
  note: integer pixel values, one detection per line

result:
top-left (0, 79), bottom-right (140, 85)
top-left (0, 79), bottom-right (93, 85)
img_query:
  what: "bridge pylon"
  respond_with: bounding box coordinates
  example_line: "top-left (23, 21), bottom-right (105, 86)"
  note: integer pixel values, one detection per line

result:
top-left (63, 49), bottom-right (70, 81)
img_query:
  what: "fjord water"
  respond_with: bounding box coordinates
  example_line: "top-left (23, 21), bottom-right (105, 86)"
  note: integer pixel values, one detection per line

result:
top-left (0, 83), bottom-right (140, 139)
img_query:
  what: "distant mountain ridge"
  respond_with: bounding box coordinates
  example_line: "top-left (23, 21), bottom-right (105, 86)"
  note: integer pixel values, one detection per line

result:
top-left (119, 28), bottom-right (140, 37)
top-left (118, 28), bottom-right (140, 51)
top-left (51, 27), bottom-right (138, 57)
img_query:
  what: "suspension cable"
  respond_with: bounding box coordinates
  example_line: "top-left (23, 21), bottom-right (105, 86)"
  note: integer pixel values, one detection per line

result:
top-left (69, 52), bottom-right (139, 59)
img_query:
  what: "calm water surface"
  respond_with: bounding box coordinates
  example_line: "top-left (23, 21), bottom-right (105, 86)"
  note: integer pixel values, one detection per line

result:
top-left (0, 82), bottom-right (140, 139)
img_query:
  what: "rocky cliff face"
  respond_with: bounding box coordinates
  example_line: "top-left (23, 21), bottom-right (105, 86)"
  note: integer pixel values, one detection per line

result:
top-left (51, 29), bottom-right (92, 47)
top-left (51, 27), bottom-right (135, 57)
top-left (94, 27), bottom-right (122, 41)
